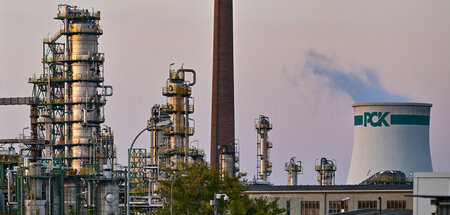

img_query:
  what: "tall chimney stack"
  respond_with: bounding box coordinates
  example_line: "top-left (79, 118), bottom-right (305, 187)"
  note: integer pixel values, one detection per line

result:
top-left (211, 0), bottom-right (235, 172)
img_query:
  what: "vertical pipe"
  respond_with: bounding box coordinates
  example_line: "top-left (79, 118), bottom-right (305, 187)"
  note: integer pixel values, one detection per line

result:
top-left (48, 177), bottom-right (51, 215)
top-left (60, 173), bottom-right (64, 215)
top-left (184, 95), bottom-right (189, 166)
top-left (64, 13), bottom-right (70, 161)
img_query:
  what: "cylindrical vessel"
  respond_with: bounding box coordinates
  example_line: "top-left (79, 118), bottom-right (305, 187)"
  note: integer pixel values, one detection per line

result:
top-left (64, 178), bottom-right (83, 214)
top-left (25, 200), bottom-right (46, 215)
top-left (52, 179), bottom-right (62, 215)
top-left (347, 102), bottom-right (433, 184)
top-left (96, 181), bottom-right (120, 215)
top-left (69, 21), bottom-right (101, 171)
top-left (220, 153), bottom-right (234, 178)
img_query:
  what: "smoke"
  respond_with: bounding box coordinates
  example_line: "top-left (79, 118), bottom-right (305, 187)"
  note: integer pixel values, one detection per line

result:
top-left (285, 50), bottom-right (408, 103)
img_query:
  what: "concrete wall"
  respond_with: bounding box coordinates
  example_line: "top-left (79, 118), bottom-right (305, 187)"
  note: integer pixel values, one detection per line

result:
top-left (413, 172), bottom-right (450, 215)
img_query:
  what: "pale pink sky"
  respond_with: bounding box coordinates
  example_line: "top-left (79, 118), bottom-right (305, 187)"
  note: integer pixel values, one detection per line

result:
top-left (0, 1), bottom-right (449, 185)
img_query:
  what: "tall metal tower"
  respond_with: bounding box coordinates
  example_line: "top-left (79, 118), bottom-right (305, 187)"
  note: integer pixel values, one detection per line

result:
top-left (211, 0), bottom-right (236, 173)
top-left (285, 157), bottom-right (302, 186)
top-left (315, 157), bottom-right (337, 186)
top-left (30, 4), bottom-right (112, 171)
top-left (145, 67), bottom-right (205, 210)
top-left (255, 115), bottom-right (273, 182)
top-left (27, 5), bottom-right (119, 214)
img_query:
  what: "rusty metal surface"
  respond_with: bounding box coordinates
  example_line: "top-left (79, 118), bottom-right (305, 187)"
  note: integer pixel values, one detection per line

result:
top-left (211, 0), bottom-right (235, 167)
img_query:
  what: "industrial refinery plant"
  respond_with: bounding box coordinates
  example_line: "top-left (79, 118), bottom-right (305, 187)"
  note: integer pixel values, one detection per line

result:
top-left (0, 5), bottom-right (121, 214)
top-left (0, 2), bottom-right (445, 215)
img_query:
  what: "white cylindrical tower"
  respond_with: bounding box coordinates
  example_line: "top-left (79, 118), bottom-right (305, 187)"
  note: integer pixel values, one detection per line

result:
top-left (347, 102), bottom-right (433, 184)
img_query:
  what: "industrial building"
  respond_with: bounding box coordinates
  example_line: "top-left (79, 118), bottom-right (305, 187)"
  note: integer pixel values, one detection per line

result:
top-left (246, 184), bottom-right (413, 215)
top-left (412, 172), bottom-right (450, 215)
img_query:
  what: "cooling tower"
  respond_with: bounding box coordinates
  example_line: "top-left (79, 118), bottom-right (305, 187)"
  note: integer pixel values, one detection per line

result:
top-left (347, 102), bottom-right (433, 184)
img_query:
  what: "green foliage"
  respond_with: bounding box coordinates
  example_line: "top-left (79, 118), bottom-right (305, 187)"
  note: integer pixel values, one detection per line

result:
top-left (158, 163), bottom-right (285, 215)
top-left (68, 205), bottom-right (75, 215)
top-left (88, 208), bottom-right (96, 215)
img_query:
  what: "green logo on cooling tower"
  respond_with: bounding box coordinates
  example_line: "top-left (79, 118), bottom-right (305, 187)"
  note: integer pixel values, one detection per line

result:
top-left (354, 113), bottom-right (430, 127)
top-left (364, 112), bottom-right (390, 127)
top-left (354, 112), bottom-right (389, 127)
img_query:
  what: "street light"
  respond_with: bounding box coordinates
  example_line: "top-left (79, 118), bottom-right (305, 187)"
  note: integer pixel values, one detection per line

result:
top-left (171, 174), bottom-right (187, 215)
top-left (127, 120), bottom-right (173, 215)
top-left (327, 197), bottom-right (351, 214)
top-left (210, 193), bottom-right (230, 215)
top-left (126, 127), bottom-right (148, 215)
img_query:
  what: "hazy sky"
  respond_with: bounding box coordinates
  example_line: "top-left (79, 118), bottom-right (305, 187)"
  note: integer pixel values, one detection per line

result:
top-left (0, 1), bottom-right (449, 185)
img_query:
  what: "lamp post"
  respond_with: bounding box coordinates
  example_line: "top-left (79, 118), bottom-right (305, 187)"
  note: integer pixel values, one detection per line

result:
top-left (127, 121), bottom-right (173, 215)
top-left (126, 127), bottom-right (148, 215)
top-left (171, 174), bottom-right (187, 215)
top-left (210, 193), bottom-right (229, 215)
top-left (327, 197), bottom-right (351, 214)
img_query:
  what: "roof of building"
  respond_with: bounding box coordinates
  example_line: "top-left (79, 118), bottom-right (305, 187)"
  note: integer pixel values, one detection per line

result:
top-left (331, 209), bottom-right (412, 215)
top-left (352, 102), bottom-right (432, 107)
top-left (246, 184), bottom-right (413, 193)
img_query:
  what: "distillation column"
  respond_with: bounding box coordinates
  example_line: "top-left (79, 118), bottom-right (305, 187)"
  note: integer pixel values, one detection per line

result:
top-left (147, 105), bottom-right (169, 206)
top-left (160, 68), bottom-right (194, 170)
top-left (285, 157), bottom-right (302, 186)
top-left (60, 6), bottom-right (105, 214)
top-left (28, 5), bottom-right (115, 214)
top-left (315, 157), bottom-right (337, 185)
top-left (255, 115), bottom-right (273, 182)
top-left (62, 5), bottom-right (105, 171)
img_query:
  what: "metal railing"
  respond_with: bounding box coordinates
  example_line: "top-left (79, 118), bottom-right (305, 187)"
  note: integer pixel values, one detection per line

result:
top-left (56, 10), bottom-right (100, 19)
top-left (42, 53), bottom-right (105, 63)
top-left (37, 115), bottom-right (105, 123)
top-left (169, 70), bottom-right (184, 80)
top-left (161, 86), bottom-right (192, 95)
top-left (161, 104), bottom-right (194, 113)
top-left (29, 74), bottom-right (104, 83)
top-left (161, 126), bottom-right (194, 135)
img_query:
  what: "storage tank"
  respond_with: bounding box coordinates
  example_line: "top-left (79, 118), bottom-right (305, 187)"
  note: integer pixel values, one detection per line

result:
top-left (347, 102), bottom-right (433, 184)
top-left (96, 181), bottom-right (120, 215)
